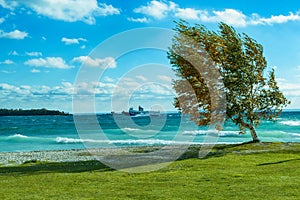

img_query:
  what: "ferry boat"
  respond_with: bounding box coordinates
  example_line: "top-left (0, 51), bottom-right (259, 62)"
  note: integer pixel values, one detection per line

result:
top-left (128, 106), bottom-right (160, 117)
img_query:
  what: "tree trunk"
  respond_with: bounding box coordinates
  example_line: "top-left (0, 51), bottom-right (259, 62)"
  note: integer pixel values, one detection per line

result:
top-left (249, 123), bottom-right (260, 142)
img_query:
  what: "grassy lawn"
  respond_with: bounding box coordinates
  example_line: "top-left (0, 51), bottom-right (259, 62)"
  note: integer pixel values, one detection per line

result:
top-left (0, 142), bottom-right (299, 199)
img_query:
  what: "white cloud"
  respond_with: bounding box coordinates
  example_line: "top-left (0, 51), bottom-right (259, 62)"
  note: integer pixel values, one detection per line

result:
top-left (198, 9), bottom-right (300, 26)
top-left (136, 75), bottom-right (148, 82)
top-left (0, 80), bottom-right (175, 112)
top-left (137, 84), bottom-right (173, 96)
top-left (24, 57), bottom-right (73, 69)
top-left (127, 17), bottom-right (149, 23)
top-left (0, 29), bottom-right (28, 39)
top-left (0, 17), bottom-right (4, 24)
top-left (104, 76), bottom-right (115, 83)
top-left (61, 37), bottom-right (87, 45)
top-left (113, 76), bottom-right (174, 101)
top-left (134, 0), bottom-right (176, 19)
top-left (250, 12), bottom-right (300, 25)
top-left (276, 78), bottom-right (300, 98)
top-left (175, 8), bottom-right (247, 27)
top-left (68, 81), bottom-right (116, 96)
top-left (72, 56), bottom-right (116, 69)
top-left (132, 1), bottom-right (300, 27)
top-left (0, 82), bottom-right (74, 97)
top-left (9, 50), bottom-right (19, 56)
top-left (1, 70), bottom-right (16, 74)
top-left (0, 59), bottom-right (14, 64)
top-left (278, 82), bottom-right (300, 97)
top-left (0, 83), bottom-right (14, 90)
top-left (175, 8), bottom-right (202, 20)
top-left (21, 0), bottom-right (120, 25)
top-left (0, 82), bottom-right (77, 111)
top-left (133, 2), bottom-right (247, 26)
top-left (26, 51), bottom-right (42, 57)
top-left (96, 3), bottom-right (120, 16)
top-left (0, 83), bottom-right (31, 95)
top-left (206, 9), bottom-right (247, 27)
top-left (0, 0), bottom-right (19, 10)
top-left (276, 77), bottom-right (286, 82)
top-left (157, 75), bottom-right (172, 82)
top-left (30, 69), bottom-right (40, 73)
top-left (80, 45), bottom-right (86, 49)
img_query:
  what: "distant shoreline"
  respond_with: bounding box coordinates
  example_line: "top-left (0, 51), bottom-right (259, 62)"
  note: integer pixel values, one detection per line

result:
top-left (0, 108), bottom-right (70, 116)
top-left (1, 109), bottom-right (299, 116)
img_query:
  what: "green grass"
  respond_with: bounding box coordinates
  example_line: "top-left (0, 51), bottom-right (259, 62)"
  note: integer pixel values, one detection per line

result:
top-left (0, 142), bottom-right (299, 199)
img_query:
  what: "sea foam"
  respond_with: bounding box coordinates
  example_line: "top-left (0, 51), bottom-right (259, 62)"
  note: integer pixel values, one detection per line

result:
top-left (8, 134), bottom-right (28, 138)
top-left (279, 120), bottom-right (300, 126)
top-left (55, 137), bottom-right (102, 144)
top-left (56, 137), bottom-right (190, 145)
top-left (108, 139), bottom-right (175, 145)
top-left (123, 127), bottom-right (140, 131)
top-left (183, 130), bottom-right (240, 137)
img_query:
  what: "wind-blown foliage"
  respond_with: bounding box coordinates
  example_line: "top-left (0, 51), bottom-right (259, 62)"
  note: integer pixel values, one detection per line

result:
top-left (168, 20), bottom-right (290, 142)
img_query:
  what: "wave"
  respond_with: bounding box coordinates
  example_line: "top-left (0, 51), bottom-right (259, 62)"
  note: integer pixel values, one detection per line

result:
top-left (291, 133), bottom-right (300, 137)
top-left (109, 139), bottom-right (175, 145)
top-left (183, 130), bottom-right (241, 137)
top-left (56, 137), bottom-right (230, 145)
top-left (55, 137), bottom-right (176, 145)
top-left (55, 137), bottom-right (100, 144)
top-left (8, 133), bottom-right (28, 139)
top-left (122, 127), bottom-right (140, 131)
top-left (183, 130), bottom-right (207, 135)
top-left (55, 137), bottom-right (240, 145)
top-left (3, 134), bottom-right (53, 143)
top-left (279, 120), bottom-right (300, 126)
top-left (121, 127), bottom-right (159, 132)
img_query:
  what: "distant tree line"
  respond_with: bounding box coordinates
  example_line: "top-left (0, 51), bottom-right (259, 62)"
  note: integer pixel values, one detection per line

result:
top-left (0, 108), bottom-right (70, 116)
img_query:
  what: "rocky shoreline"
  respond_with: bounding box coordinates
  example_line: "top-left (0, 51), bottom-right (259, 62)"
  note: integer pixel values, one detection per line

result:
top-left (0, 145), bottom-right (192, 167)
top-left (1, 142), bottom-right (299, 167)
top-left (0, 149), bottom-right (96, 166)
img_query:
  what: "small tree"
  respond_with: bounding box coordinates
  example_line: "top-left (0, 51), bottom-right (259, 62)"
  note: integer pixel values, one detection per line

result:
top-left (168, 20), bottom-right (290, 142)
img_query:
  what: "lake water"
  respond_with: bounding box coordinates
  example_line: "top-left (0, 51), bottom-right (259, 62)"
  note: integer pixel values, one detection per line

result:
top-left (0, 112), bottom-right (299, 152)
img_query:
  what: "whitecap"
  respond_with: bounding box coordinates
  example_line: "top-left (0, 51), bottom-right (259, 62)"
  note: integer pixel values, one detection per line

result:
top-left (8, 134), bottom-right (28, 138)
top-left (55, 137), bottom-right (103, 144)
top-left (183, 130), bottom-right (240, 137)
top-left (122, 127), bottom-right (140, 131)
top-left (291, 133), bottom-right (300, 137)
top-left (279, 121), bottom-right (300, 126)
top-left (108, 139), bottom-right (175, 145)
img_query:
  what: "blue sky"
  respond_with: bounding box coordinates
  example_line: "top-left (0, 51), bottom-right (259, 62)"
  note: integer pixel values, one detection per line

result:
top-left (1, 0), bottom-right (300, 113)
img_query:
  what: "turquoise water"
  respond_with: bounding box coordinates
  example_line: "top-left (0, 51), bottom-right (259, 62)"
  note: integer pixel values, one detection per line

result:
top-left (0, 112), bottom-right (299, 152)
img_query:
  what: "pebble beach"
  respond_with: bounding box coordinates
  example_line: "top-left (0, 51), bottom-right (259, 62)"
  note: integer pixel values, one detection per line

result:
top-left (0, 149), bottom-right (97, 166)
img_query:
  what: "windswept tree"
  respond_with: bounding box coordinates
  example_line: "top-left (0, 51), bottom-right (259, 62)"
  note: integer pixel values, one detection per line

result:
top-left (168, 21), bottom-right (289, 142)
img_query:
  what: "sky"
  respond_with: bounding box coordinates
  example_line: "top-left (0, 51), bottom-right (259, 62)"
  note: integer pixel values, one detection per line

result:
top-left (1, 0), bottom-right (300, 113)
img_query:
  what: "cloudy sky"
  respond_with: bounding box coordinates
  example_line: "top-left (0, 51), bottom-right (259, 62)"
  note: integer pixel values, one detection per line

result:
top-left (1, 0), bottom-right (300, 113)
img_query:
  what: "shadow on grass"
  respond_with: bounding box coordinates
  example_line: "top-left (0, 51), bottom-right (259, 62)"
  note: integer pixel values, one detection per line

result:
top-left (178, 141), bottom-right (257, 160)
top-left (178, 141), bottom-right (300, 160)
top-left (1, 142), bottom-right (299, 174)
top-left (0, 160), bottom-right (113, 175)
top-left (257, 158), bottom-right (300, 166)
top-left (0, 144), bottom-right (244, 174)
